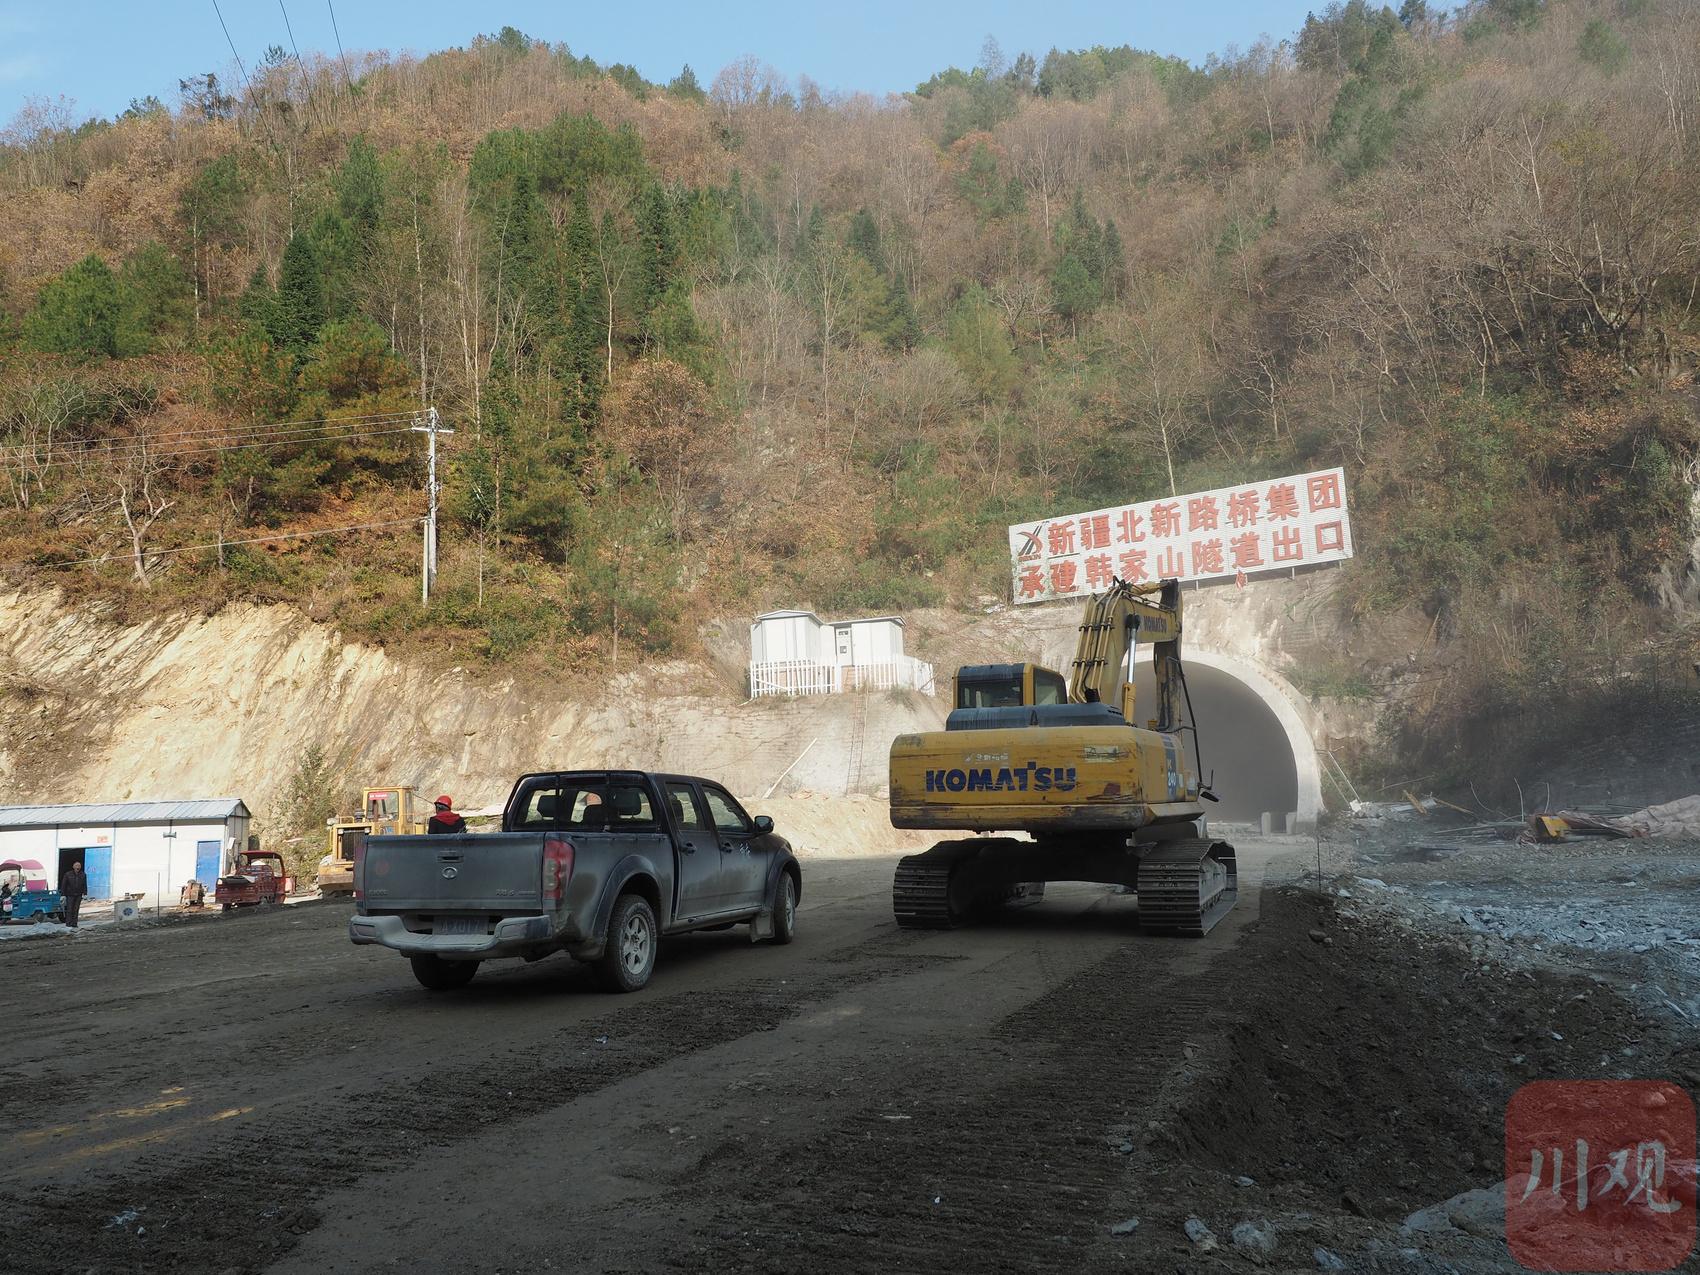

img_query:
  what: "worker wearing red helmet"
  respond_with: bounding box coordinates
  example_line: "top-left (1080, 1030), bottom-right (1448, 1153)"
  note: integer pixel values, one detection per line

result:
top-left (427, 795), bottom-right (466, 835)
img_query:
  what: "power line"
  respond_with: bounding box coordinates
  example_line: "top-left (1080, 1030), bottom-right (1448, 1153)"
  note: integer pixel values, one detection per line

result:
top-left (0, 516), bottom-right (424, 574)
top-left (327, 0), bottom-right (352, 88)
top-left (14, 425), bottom-right (422, 471)
top-left (209, 0), bottom-right (253, 101)
top-left (1, 417), bottom-right (420, 463)
top-left (0, 409), bottom-right (420, 456)
top-left (278, 0), bottom-right (303, 64)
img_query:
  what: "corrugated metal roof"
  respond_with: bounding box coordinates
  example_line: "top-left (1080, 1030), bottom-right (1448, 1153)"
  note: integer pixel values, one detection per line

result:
top-left (0, 798), bottom-right (250, 829)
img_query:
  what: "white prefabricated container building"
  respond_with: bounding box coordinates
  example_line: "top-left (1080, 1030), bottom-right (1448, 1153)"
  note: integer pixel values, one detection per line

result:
top-left (0, 799), bottom-right (252, 907)
top-left (749, 611), bottom-right (935, 697)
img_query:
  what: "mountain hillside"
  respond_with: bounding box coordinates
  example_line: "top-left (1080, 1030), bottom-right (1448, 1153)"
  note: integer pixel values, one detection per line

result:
top-left (2, 0), bottom-right (1698, 780)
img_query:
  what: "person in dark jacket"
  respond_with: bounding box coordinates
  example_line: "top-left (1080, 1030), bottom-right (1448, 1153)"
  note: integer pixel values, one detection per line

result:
top-left (427, 795), bottom-right (465, 835)
top-left (60, 859), bottom-right (88, 928)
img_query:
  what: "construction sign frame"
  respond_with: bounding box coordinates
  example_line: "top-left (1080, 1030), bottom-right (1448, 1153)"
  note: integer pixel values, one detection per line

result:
top-left (1008, 466), bottom-right (1354, 605)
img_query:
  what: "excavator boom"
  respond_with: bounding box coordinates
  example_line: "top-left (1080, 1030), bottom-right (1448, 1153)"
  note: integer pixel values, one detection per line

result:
top-left (1067, 578), bottom-right (1185, 728)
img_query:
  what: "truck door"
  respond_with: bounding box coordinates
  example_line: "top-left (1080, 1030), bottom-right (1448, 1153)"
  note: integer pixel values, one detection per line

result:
top-left (664, 781), bottom-right (722, 919)
top-left (701, 783), bottom-right (767, 910)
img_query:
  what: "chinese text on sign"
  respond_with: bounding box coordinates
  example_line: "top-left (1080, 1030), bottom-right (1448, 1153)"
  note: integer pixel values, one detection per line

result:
top-left (1007, 467), bottom-right (1354, 604)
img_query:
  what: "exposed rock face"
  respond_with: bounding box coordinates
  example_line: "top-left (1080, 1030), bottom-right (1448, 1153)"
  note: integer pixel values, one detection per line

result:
top-left (0, 589), bottom-right (945, 821)
top-left (0, 566), bottom-right (1400, 832)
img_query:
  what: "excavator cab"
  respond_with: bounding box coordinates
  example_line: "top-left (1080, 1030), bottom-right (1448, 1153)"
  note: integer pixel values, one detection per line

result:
top-left (953, 664), bottom-right (1068, 709)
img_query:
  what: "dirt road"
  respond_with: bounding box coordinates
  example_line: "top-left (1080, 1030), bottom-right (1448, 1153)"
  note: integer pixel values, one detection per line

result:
top-left (0, 840), bottom-right (1277, 1273)
top-left (4, 834), bottom-right (1691, 1273)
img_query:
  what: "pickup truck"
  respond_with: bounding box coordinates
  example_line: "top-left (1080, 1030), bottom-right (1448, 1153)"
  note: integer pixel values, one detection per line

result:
top-left (348, 770), bottom-right (801, 993)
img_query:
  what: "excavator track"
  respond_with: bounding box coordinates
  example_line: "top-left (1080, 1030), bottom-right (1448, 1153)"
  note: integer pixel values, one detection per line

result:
top-left (892, 841), bottom-right (993, 929)
top-left (1136, 838), bottom-right (1238, 937)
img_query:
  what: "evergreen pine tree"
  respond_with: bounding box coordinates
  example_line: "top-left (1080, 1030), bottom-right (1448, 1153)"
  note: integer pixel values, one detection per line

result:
top-left (561, 188), bottom-right (603, 420)
top-left (115, 242), bottom-right (194, 357)
top-left (633, 184), bottom-right (678, 323)
top-left (275, 233), bottom-right (325, 357)
top-left (1100, 219), bottom-right (1126, 300)
top-left (239, 263), bottom-right (276, 337)
top-left (310, 210), bottom-right (360, 323)
top-left (848, 208), bottom-right (887, 274)
top-left (335, 136), bottom-right (385, 237)
top-left (23, 255), bottom-right (121, 359)
top-left (1051, 252), bottom-right (1097, 332)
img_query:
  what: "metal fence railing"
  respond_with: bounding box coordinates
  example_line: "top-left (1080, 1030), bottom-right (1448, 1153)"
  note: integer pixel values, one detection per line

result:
top-left (750, 658), bottom-right (936, 699)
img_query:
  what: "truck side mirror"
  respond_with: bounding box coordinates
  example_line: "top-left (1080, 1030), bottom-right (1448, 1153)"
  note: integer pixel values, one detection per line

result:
top-left (752, 815), bottom-right (774, 835)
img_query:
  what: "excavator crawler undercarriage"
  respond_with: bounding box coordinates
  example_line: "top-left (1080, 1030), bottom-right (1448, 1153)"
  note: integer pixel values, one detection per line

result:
top-left (892, 833), bottom-right (1237, 936)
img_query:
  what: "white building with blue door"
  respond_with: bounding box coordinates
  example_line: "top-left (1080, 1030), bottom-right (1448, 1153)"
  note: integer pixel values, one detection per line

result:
top-left (0, 799), bottom-right (251, 907)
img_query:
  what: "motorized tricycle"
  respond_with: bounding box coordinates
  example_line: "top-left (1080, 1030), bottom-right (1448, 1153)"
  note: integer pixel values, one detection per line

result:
top-left (0, 859), bottom-right (66, 924)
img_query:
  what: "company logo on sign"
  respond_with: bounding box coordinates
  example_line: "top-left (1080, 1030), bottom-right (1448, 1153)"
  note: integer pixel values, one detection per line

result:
top-left (925, 765), bottom-right (1078, 793)
top-left (1008, 467), bottom-right (1354, 604)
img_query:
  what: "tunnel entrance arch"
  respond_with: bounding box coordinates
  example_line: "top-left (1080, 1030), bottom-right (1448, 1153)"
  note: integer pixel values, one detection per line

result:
top-left (1132, 647), bottom-right (1323, 830)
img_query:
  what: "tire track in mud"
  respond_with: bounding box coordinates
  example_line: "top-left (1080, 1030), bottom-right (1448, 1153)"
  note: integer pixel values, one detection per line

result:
top-left (0, 953), bottom-right (952, 1274)
top-left (669, 938), bottom-right (1233, 1274)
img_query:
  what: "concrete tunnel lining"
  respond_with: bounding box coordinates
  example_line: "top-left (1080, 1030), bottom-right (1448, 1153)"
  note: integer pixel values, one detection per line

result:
top-left (1133, 646), bottom-right (1324, 831)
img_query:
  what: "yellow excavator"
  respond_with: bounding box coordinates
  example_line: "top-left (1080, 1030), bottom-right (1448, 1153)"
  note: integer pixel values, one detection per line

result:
top-left (317, 786), bottom-right (426, 896)
top-left (887, 578), bottom-right (1236, 935)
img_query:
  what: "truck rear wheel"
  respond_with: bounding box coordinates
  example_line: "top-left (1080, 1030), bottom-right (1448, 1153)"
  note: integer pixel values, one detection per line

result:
top-left (597, 894), bottom-right (657, 993)
top-left (410, 955), bottom-right (479, 991)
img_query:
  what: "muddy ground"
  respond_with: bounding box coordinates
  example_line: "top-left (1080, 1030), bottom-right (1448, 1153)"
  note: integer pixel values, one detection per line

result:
top-left (3, 829), bottom-right (1699, 1273)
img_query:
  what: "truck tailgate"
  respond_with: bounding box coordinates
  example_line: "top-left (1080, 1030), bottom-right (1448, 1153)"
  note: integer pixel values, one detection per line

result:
top-left (359, 832), bottom-right (545, 912)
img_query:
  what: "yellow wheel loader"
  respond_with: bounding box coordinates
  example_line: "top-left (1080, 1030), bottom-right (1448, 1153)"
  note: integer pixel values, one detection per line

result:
top-left (887, 578), bottom-right (1236, 936)
top-left (317, 787), bottom-right (426, 896)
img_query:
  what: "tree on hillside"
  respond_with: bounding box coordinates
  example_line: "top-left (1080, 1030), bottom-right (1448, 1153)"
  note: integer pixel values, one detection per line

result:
top-left (180, 154), bottom-right (249, 316)
top-left (559, 189), bottom-right (604, 421)
top-left (1051, 251), bottom-right (1096, 334)
top-left (336, 136), bottom-right (386, 236)
top-left (298, 318), bottom-right (413, 409)
top-left (116, 243), bottom-right (194, 357)
top-left (24, 255), bottom-right (120, 359)
top-left (274, 234), bottom-right (326, 357)
top-left (667, 65), bottom-right (706, 101)
top-left (604, 358), bottom-right (715, 535)
top-left (178, 73), bottom-right (235, 122)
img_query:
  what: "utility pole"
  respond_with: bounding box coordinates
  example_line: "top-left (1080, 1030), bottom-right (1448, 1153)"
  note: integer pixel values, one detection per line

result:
top-left (413, 407), bottom-right (454, 603)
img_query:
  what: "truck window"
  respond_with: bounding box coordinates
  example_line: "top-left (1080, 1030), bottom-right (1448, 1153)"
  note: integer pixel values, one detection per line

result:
top-left (513, 783), bottom-right (565, 829)
top-left (510, 778), bottom-right (659, 831)
top-left (701, 785), bottom-right (751, 836)
top-left (570, 784), bottom-right (657, 830)
top-left (664, 782), bottom-right (706, 831)
top-left (366, 791), bottom-right (399, 820)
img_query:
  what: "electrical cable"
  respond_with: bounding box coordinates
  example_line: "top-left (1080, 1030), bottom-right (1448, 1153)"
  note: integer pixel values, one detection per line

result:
top-left (210, 0), bottom-right (253, 101)
top-left (17, 425), bottom-right (421, 471)
top-left (326, 0), bottom-right (352, 87)
top-left (0, 411), bottom-right (421, 459)
top-left (278, 0), bottom-right (303, 64)
top-left (0, 516), bottom-right (424, 573)
top-left (0, 411), bottom-right (425, 464)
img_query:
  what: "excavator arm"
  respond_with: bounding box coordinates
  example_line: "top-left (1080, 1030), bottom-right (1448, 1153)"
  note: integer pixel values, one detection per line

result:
top-left (1066, 578), bottom-right (1185, 729)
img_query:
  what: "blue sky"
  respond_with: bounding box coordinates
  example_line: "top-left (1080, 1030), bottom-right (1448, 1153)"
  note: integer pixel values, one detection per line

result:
top-left (1, 2), bottom-right (1322, 124)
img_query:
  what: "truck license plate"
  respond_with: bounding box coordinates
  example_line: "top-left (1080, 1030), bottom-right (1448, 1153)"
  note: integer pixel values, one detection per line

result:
top-left (436, 917), bottom-right (484, 936)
